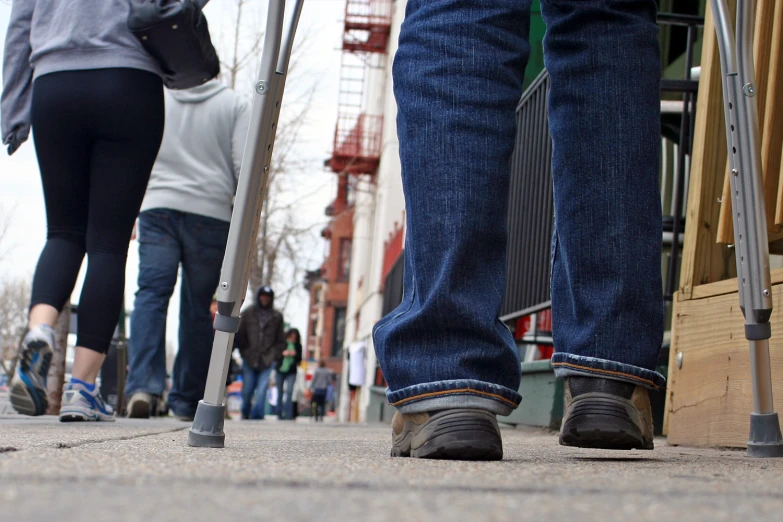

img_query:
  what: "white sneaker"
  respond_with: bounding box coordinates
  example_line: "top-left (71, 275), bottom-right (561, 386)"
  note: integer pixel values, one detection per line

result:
top-left (10, 325), bottom-right (55, 416)
top-left (59, 380), bottom-right (115, 422)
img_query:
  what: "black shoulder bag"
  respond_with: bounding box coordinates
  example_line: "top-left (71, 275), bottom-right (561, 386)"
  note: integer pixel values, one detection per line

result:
top-left (128, 0), bottom-right (220, 89)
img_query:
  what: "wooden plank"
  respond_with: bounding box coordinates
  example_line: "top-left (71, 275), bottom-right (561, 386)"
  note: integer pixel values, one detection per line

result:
top-left (666, 285), bottom-right (783, 448)
top-left (716, 0), bottom-right (781, 243)
top-left (662, 292), bottom-right (679, 436)
top-left (769, 2), bottom-right (783, 225)
top-left (680, 2), bottom-right (736, 301)
top-left (716, 167), bottom-right (733, 244)
top-left (688, 266), bottom-right (783, 300)
top-left (779, 138), bottom-right (783, 226)
top-left (761, 7), bottom-right (783, 237)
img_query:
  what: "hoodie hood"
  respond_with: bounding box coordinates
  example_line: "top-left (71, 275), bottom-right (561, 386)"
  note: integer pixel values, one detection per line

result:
top-left (256, 286), bottom-right (275, 309)
top-left (168, 80), bottom-right (227, 103)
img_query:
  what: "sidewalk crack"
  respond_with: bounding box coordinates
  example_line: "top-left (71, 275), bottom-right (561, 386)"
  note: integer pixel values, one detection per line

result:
top-left (54, 427), bottom-right (188, 449)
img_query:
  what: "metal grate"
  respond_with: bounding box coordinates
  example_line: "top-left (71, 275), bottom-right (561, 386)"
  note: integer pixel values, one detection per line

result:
top-left (500, 13), bottom-right (703, 322)
top-left (501, 71), bottom-right (553, 319)
top-left (343, 0), bottom-right (393, 53)
top-left (331, 113), bottom-right (384, 174)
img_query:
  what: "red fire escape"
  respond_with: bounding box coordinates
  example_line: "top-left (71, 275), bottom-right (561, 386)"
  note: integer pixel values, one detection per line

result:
top-left (327, 0), bottom-right (392, 176)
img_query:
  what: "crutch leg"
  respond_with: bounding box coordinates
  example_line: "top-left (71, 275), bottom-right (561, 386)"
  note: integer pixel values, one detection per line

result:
top-left (188, 0), bottom-right (305, 448)
top-left (711, 0), bottom-right (783, 457)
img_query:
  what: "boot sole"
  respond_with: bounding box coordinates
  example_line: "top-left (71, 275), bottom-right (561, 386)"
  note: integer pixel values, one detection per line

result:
top-left (392, 409), bottom-right (503, 461)
top-left (559, 395), bottom-right (653, 450)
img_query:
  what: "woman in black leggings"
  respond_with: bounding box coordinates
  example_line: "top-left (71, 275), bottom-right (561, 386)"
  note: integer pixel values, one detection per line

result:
top-left (1, 1), bottom-right (167, 421)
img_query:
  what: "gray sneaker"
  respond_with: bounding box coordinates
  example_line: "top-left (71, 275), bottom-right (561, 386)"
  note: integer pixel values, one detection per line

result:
top-left (390, 408), bottom-right (503, 460)
top-left (559, 376), bottom-right (654, 450)
top-left (9, 325), bottom-right (55, 416)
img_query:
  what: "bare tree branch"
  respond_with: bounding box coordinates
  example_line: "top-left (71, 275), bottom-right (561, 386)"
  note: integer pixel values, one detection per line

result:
top-left (214, 0), bottom-right (327, 321)
top-left (0, 277), bottom-right (30, 364)
top-left (0, 204), bottom-right (17, 263)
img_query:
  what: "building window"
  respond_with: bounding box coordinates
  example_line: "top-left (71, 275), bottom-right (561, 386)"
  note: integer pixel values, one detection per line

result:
top-left (332, 307), bottom-right (346, 358)
top-left (338, 239), bottom-right (352, 280)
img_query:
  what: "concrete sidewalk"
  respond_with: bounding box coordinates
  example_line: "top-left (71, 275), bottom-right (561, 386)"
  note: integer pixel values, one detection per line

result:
top-left (1, 415), bottom-right (782, 522)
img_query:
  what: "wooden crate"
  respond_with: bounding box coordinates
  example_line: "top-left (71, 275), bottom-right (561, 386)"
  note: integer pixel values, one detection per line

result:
top-left (667, 270), bottom-right (783, 447)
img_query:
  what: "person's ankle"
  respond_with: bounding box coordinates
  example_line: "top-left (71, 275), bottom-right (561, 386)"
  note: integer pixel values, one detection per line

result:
top-left (30, 323), bottom-right (54, 331)
top-left (70, 377), bottom-right (96, 392)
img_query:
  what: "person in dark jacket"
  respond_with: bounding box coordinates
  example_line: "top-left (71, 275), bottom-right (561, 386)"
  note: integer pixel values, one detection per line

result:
top-left (276, 328), bottom-right (303, 420)
top-left (235, 286), bottom-right (285, 420)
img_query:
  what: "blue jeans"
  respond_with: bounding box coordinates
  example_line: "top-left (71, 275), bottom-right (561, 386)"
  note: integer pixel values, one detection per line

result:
top-left (276, 371), bottom-right (297, 420)
top-left (242, 363), bottom-right (274, 419)
top-left (126, 209), bottom-right (229, 417)
top-left (373, 0), bottom-right (665, 416)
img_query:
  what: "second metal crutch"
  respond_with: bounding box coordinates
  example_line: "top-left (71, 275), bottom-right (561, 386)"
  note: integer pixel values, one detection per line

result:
top-left (188, 0), bottom-right (305, 448)
top-left (712, 0), bottom-right (783, 457)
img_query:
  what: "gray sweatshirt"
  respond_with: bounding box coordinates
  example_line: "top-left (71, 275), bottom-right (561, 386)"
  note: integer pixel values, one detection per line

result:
top-left (141, 81), bottom-right (251, 223)
top-left (310, 367), bottom-right (333, 391)
top-left (1, 0), bottom-right (208, 155)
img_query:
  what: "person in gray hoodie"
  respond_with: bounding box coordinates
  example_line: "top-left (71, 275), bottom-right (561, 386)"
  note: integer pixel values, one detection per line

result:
top-left (0, 0), bottom-right (202, 422)
top-left (125, 81), bottom-right (250, 420)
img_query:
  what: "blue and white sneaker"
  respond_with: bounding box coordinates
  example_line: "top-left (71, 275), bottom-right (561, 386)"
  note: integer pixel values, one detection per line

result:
top-left (59, 379), bottom-right (115, 422)
top-left (10, 325), bottom-right (55, 416)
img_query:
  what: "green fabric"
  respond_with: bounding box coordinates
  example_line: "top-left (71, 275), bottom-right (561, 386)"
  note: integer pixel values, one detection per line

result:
top-left (279, 342), bottom-right (296, 373)
top-left (523, 1), bottom-right (545, 91)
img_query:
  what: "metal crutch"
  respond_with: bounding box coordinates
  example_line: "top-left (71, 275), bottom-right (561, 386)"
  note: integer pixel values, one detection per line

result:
top-left (712, 0), bottom-right (783, 457)
top-left (188, 0), bottom-right (305, 448)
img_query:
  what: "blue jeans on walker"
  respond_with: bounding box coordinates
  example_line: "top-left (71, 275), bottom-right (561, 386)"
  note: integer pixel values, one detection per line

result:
top-left (126, 209), bottom-right (229, 417)
top-left (373, 0), bottom-right (665, 416)
top-left (241, 363), bottom-right (274, 420)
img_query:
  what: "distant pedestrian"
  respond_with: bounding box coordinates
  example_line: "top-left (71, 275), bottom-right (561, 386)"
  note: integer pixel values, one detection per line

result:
top-left (276, 328), bottom-right (303, 420)
top-left (310, 360), bottom-right (332, 422)
top-left (235, 286), bottom-right (285, 420)
top-left (267, 379), bottom-right (279, 416)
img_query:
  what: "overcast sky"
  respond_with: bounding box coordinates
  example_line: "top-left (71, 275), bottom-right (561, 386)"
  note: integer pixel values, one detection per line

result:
top-left (0, 0), bottom-right (347, 351)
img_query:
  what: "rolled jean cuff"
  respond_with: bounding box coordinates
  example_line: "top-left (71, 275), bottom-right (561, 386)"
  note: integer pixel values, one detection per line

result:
top-left (386, 379), bottom-right (522, 416)
top-left (551, 353), bottom-right (666, 390)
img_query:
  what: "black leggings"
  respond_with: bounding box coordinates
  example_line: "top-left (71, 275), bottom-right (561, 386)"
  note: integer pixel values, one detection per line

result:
top-left (30, 68), bottom-right (164, 354)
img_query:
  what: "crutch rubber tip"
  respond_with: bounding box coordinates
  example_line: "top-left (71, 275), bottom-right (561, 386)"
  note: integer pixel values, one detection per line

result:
top-left (187, 400), bottom-right (227, 448)
top-left (747, 413), bottom-right (783, 458)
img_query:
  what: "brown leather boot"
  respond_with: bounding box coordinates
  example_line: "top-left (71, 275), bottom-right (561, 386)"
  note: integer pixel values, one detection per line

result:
top-left (391, 408), bottom-right (503, 460)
